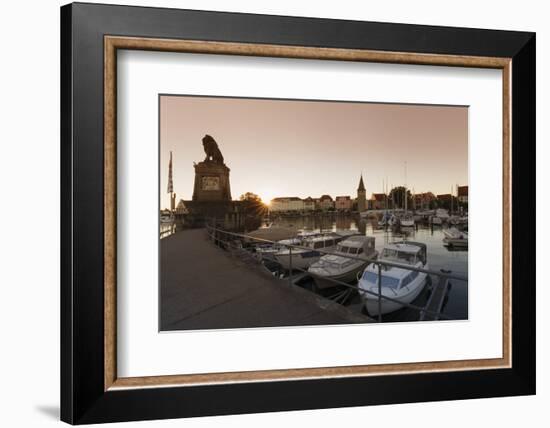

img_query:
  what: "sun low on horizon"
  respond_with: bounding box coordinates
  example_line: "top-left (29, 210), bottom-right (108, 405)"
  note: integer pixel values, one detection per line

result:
top-left (257, 189), bottom-right (277, 205)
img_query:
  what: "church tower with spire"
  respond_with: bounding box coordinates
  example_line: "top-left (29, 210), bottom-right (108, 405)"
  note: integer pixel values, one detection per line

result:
top-left (357, 174), bottom-right (366, 212)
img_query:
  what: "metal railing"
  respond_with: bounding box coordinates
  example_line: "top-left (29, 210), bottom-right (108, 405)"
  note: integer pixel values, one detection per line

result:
top-left (205, 223), bottom-right (467, 322)
top-left (160, 223), bottom-right (176, 239)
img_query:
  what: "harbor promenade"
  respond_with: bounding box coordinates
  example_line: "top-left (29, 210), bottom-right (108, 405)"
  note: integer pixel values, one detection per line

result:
top-left (160, 228), bottom-right (370, 331)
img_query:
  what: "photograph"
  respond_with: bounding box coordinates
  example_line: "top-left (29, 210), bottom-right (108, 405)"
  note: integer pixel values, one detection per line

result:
top-left (159, 95), bottom-right (469, 331)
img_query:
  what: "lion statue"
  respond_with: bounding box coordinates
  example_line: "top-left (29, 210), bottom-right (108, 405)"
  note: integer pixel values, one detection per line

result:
top-left (202, 134), bottom-right (224, 164)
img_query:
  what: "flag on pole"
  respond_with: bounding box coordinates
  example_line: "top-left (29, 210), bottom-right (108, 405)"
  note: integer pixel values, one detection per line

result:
top-left (167, 151), bottom-right (173, 194)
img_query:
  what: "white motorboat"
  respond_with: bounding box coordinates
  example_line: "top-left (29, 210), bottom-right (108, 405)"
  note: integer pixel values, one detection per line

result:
top-left (400, 213), bottom-right (415, 227)
top-left (358, 241), bottom-right (429, 316)
top-left (297, 230), bottom-right (320, 238)
top-left (308, 236), bottom-right (378, 289)
top-left (435, 208), bottom-right (450, 221)
top-left (255, 237), bottom-right (302, 261)
top-left (443, 228), bottom-right (468, 248)
top-left (335, 229), bottom-right (363, 239)
top-left (448, 215), bottom-right (460, 226)
top-left (160, 213), bottom-right (173, 223)
top-left (430, 215), bottom-right (443, 225)
top-left (274, 232), bottom-right (358, 271)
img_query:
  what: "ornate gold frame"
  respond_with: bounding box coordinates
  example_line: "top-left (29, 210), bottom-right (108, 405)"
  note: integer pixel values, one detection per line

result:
top-left (103, 36), bottom-right (512, 391)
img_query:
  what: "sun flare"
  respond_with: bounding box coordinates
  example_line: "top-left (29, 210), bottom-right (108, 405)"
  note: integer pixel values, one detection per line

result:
top-left (258, 190), bottom-right (277, 205)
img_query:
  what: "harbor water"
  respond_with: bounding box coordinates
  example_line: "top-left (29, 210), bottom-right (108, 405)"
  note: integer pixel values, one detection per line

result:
top-left (258, 213), bottom-right (468, 322)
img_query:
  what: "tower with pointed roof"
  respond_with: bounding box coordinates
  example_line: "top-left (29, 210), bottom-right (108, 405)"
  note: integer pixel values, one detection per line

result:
top-left (357, 174), bottom-right (366, 212)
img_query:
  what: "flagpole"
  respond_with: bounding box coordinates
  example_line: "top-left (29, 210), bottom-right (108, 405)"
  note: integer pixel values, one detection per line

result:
top-left (168, 151), bottom-right (174, 212)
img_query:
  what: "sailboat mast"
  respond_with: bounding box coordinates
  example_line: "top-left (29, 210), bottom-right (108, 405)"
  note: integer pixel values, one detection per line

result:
top-left (450, 184), bottom-right (453, 214)
top-left (384, 178), bottom-right (387, 212)
top-left (167, 151), bottom-right (174, 212)
top-left (392, 183), bottom-right (395, 213)
top-left (404, 161), bottom-right (408, 212)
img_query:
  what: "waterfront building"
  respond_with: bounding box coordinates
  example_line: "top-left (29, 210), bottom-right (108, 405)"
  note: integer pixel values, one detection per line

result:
top-left (176, 199), bottom-right (189, 214)
top-left (270, 197), bottom-right (305, 212)
top-left (303, 196), bottom-right (316, 211)
top-left (357, 175), bottom-right (366, 212)
top-left (335, 196), bottom-right (352, 211)
top-left (318, 195), bottom-right (334, 211)
top-left (457, 185), bottom-right (468, 204)
top-left (370, 193), bottom-right (386, 210)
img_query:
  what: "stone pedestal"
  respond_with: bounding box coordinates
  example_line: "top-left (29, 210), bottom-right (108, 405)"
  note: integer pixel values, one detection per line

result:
top-left (192, 161), bottom-right (231, 202)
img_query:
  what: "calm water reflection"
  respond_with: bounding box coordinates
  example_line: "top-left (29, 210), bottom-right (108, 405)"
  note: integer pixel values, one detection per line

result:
top-left (268, 213), bottom-right (468, 321)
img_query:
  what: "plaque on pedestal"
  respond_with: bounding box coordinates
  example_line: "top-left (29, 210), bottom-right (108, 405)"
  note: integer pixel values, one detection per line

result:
top-left (191, 134), bottom-right (232, 202)
top-left (192, 161), bottom-right (231, 201)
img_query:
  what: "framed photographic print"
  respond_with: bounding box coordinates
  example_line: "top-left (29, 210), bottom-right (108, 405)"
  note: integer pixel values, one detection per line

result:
top-left (60, 2), bottom-right (535, 424)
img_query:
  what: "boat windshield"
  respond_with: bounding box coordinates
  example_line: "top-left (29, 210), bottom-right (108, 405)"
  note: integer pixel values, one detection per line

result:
top-left (336, 244), bottom-right (364, 256)
top-left (381, 249), bottom-right (416, 264)
top-left (362, 271), bottom-right (400, 289)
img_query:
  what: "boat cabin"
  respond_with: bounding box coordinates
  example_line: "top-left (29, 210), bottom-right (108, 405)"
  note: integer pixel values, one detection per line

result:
top-left (304, 233), bottom-right (343, 250)
top-left (335, 236), bottom-right (376, 258)
top-left (379, 241), bottom-right (427, 265)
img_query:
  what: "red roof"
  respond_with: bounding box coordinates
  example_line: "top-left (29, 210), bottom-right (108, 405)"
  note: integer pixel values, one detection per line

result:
top-left (457, 186), bottom-right (468, 197)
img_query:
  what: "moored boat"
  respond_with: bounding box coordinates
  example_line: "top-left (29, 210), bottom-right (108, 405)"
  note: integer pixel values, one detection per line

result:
top-left (308, 236), bottom-right (378, 289)
top-left (435, 208), bottom-right (450, 222)
top-left (255, 237), bottom-right (302, 261)
top-left (160, 212), bottom-right (174, 223)
top-left (400, 213), bottom-right (415, 227)
top-left (274, 231), bottom-right (359, 271)
top-left (443, 228), bottom-right (468, 248)
top-left (430, 215), bottom-right (443, 225)
top-left (358, 241), bottom-right (429, 316)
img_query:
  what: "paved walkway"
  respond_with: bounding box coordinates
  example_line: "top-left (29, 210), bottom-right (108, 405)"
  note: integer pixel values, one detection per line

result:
top-left (160, 229), bottom-right (369, 331)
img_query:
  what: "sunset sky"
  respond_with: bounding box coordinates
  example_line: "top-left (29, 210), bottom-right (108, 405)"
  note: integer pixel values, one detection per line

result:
top-left (160, 95), bottom-right (468, 209)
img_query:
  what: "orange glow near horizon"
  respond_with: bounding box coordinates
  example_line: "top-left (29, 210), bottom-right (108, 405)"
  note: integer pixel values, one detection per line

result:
top-left (257, 189), bottom-right (277, 205)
